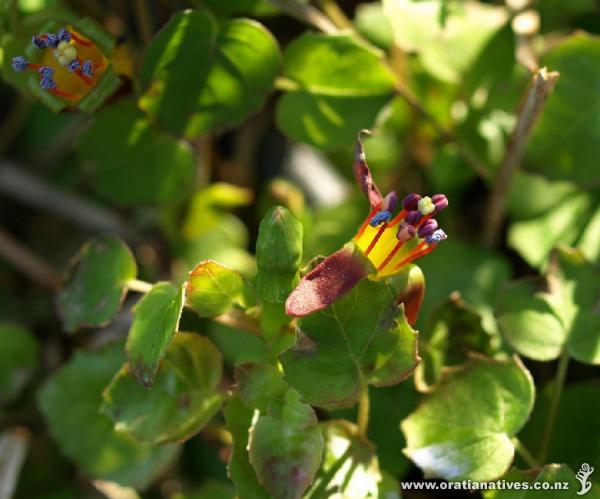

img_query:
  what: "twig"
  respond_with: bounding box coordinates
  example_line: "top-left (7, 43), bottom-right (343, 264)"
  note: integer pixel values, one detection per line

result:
top-left (133, 0), bottom-right (153, 45)
top-left (0, 427), bottom-right (30, 499)
top-left (539, 350), bottom-right (569, 463)
top-left (316, 0), bottom-right (353, 29)
top-left (512, 437), bottom-right (540, 469)
top-left (266, 0), bottom-right (337, 34)
top-left (126, 279), bottom-right (154, 293)
top-left (0, 226), bottom-right (61, 290)
top-left (484, 67), bottom-right (559, 246)
top-left (0, 162), bottom-right (141, 243)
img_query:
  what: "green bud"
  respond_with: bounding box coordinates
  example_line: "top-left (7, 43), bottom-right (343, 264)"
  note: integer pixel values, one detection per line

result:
top-left (255, 206), bottom-right (303, 303)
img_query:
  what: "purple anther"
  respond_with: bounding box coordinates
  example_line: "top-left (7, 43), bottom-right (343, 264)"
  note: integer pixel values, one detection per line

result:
top-left (370, 210), bottom-right (391, 227)
top-left (426, 229), bottom-right (447, 244)
top-left (402, 193), bottom-right (422, 211)
top-left (68, 59), bottom-right (81, 72)
top-left (12, 56), bottom-right (29, 72)
top-left (40, 77), bottom-right (56, 90)
top-left (38, 66), bottom-right (54, 78)
top-left (432, 194), bottom-right (449, 213)
top-left (417, 218), bottom-right (438, 239)
top-left (397, 223), bottom-right (416, 243)
top-left (404, 210), bottom-right (421, 226)
top-left (81, 60), bottom-right (93, 77)
top-left (57, 28), bottom-right (71, 42)
top-left (32, 35), bottom-right (47, 49)
top-left (382, 191), bottom-right (398, 213)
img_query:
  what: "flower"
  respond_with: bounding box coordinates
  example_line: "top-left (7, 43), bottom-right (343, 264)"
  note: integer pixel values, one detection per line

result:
top-left (285, 131), bottom-right (448, 321)
top-left (11, 20), bottom-right (131, 112)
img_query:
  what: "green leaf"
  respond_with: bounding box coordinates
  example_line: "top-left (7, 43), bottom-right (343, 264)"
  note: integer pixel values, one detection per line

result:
top-left (520, 382), bottom-right (600, 474)
top-left (416, 292), bottom-right (496, 390)
top-left (382, 0), bottom-right (507, 83)
top-left (255, 206), bottom-right (303, 304)
top-left (526, 33), bottom-right (600, 186)
top-left (280, 278), bottom-right (419, 409)
top-left (401, 355), bottom-right (534, 481)
top-left (354, 3), bottom-right (394, 51)
top-left (196, 0), bottom-right (278, 17)
top-left (248, 388), bottom-right (324, 499)
top-left (78, 100), bottom-right (195, 205)
top-left (139, 10), bottom-right (280, 138)
top-left (38, 343), bottom-right (179, 488)
top-left (276, 33), bottom-right (395, 148)
top-left (126, 282), bottom-right (185, 388)
top-left (185, 261), bottom-right (248, 318)
top-left (483, 464), bottom-right (600, 499)
top-left (57, 235), bottom-right (136, 332)
top-left (103, 333), bottom-right (223, 444)
top-left (507, 190), bottom-right (593, 269)
top-left (306, 420), bottom-right (382, 499)
top-left (0, 323), bottom-right (38, 404)
top-left (224, 396), bottom-right (270, 498)
top-left (496, 246), bottom-right (600, 364)
top-left (235, 363), bottom-right (288, 413)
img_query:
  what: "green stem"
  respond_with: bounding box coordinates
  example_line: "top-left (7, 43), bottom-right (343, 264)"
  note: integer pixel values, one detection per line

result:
top-left (512, 437), bottom-right (540, 469)
top-left (539, 350), bottom-right (569, 463)
top-left (133, 0), bottom-right (153, 45)
top-left (357, 378), bottom-right (370, 437)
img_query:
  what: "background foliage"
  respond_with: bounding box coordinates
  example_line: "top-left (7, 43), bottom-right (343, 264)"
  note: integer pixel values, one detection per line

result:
top-left (0, 0), bottom-right (599, 498)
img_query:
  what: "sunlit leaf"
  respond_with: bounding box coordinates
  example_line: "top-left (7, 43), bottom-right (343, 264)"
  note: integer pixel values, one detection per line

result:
top-left (276, 32), bottom-right (395, 148)
top-left (139, 10), bottom-right (279, 138)
top-left (103, 333), bottom-right (223, 444)
top-left (402, 355), bottom-right (534, 481)
top-left (38, 343), bottom-right (179, 488)
top-left (126, 282), bottom-right (185, 388)
top-left (57, 235), bottom-right (136, 332)
top-left (281, 278), bottom-right (419, 409)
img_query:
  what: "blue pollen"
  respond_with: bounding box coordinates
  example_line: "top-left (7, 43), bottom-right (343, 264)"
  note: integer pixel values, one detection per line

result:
top-left (12, 56), bottom-right (29, 72)
top-left (32, 36), bottom-right (47, 49)
top-left (81, 60), bottom-right (93, 77)
top-left (426, 229), bottom-right (447, 244)
top-left (369, 210), bottom-right (392, 227)
top-left (38, 66), bottom-right (54, 78)
top-left (68, 59), bottom-right (81, 72)
top-left (40, 77), bottom-right (57, 90)
top-left (46, 33), bottom-right (59, 48)
top-left (57, 29), bottom-right (71, 42)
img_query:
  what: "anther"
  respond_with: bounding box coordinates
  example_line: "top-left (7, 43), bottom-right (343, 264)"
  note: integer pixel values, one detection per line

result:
top-left (417, 196), bottom-right (435, 216)
top-left (68, 59), bottom-right (81, 72)
top-left (81, 60), bottom-right (94, 77)
top-left (402, 193), bottom-right (422, 211)
top-left (381, 191), bottom-right (398, 213)
top-left (432, 194), bottom-right (448, 213)
top-left (40, 77), bottom-right (57, 90)
top-left (32, 36), bottom-right (47, 49)
top-left (12, 56), bottom-right (29, 72)
top-left (417, 219), bottom-right (438, 239)
top-left (370, 210), bottom-right (391, 227)
top-left (57, 28), bottom-right (71, 42)
top-left (397, 223), bottom-right (416, 243)
top-left (404, 211), bottom-right (421, 226)
top-left (46, 33), bottom-right (59, 48)
top-left (38, 66), bottom-right (54, 78)
top-left (426, 229), bottom-right (447, 244)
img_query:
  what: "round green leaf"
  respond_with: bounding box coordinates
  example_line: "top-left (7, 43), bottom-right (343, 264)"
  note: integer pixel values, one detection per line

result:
top-left (185, 260), bottom-right (248, 318)
top-left (38, 342), bottom-right (179, 488)
top-left (401, 355), bottom-right (534, 481)
top-left (280, 278), bottom-right (419, 409)
top-left (235, 363), bottom-right (288, 413)
top-left (78, 100), bottom-right (195, 205)
top-left (126, 282), bottom-right (185, 388)
top-left (248, 389), bottom-right (324, 499)
top-left (276, 32), bottom-right (395, 148)
top-left (526, 34), bottom-right (600, 186)
top-left (139, 10), bottom-right (280, 138)
top-left (103, 333), bottom-right (224, 444)
top-left (0, 323), bottom-right (38, 404)
top-left (57, 235), bottom-right (136, 332)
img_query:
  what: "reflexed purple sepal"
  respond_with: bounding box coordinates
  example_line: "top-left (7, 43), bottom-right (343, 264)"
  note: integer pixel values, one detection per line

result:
top-left (353, 130), bottom-right (382, 209)
top-left (286, 242), bottom-right (374, 317)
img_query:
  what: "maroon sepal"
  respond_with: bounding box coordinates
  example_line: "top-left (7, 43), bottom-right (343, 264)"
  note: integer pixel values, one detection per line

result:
top-left (389, 264), bottom-right (425, 325)
top-left (353, 130), bottom-right (382, 209)
top-left (285, 242), bottom-right (374, 317)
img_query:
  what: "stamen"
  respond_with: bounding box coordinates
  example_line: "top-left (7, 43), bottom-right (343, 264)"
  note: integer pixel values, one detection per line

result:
top-left (81, 60), bottom-right (94, 78)
top-left (426, 229), bottom-right (447, 244)
top-left (365, 223), bottom-right (387, 256)
top-left (40, 77), bottom-right (56, 90)
top-left (377, 240), bottom-right (404, 272)
top-left (356, 206), bottom-right (379, 238)
top-left (32, 36), bottom-right (47, 49)
top-left (431, 194), bottom-right (448, 213)
top-left (45, 33), bottom-right (59, 48)
top-left (417, 219), bottom-right (438, 239)
top-left (71, 31), bottom-right (93, 46)
top-left (48, 87), bottom-right (76, 99)
top-left (57, 28), bottom-right (71, 43)
top-left (369, 210), bottom-right (391, 227)
top-left (38, 66), bottom-right (54, 78)
top-left (376, 223), bottom-right (415, 272)
top-left (404, 210), bottom-right (421, 226)
top-left (402, 193), bottom-right (422, 211)
top-left (392, 242), bottom-right (433, 271)
top-left (12, 56), bottom-right (29, 72)
top-left (417, 196), bottom-right (435, 216)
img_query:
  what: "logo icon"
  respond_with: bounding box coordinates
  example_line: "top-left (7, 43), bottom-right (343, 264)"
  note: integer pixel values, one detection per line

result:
top-left (576, 463), bottom-right (594, 496)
